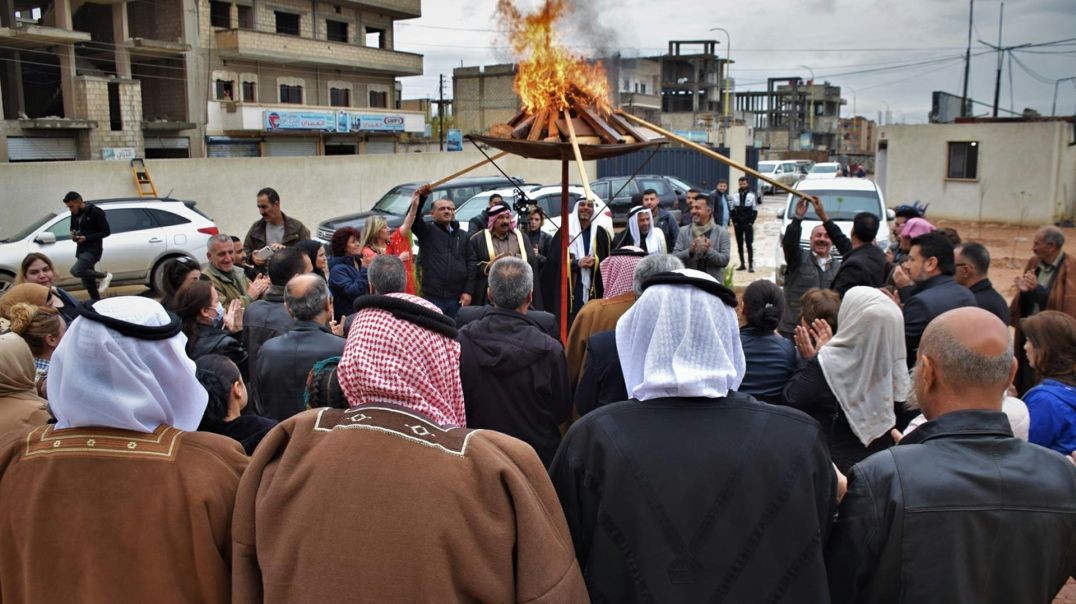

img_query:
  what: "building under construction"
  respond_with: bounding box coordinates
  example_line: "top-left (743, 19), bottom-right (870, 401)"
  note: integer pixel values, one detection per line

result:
top-left (735, 77), bottom-right (843, 154)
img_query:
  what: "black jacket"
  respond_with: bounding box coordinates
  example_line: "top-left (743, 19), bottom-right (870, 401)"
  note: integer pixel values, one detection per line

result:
top-left (739, 326), bottom-right (798, 403)
top-left (455, 305), bottom-right (559, 341)
top-left (783, 358), bottom-right (897, 473)
top-left (968, 278), bottom-right (1010, 325)
top-left (550, 392), bottom-right (836, 603)
top-left (242, 286), bottom-right (294, 412)
top-left (826, 222), bottom-right (890, 297)
top-left (412, 208), bottom-right (470, 299)
top-left (255, 320), bottom-right (345, 422)
top-left (524, 228), bottom-right (553, 270)
top-left (458, 308), bottom-right (571, 466)
top-left (574, 330), bottom-right (625, 417)
top-left (71, 203), bottom-right (110, 258)
top-left (826, 410), bottom-right (1076, 604)
top-left (899, 274), bottom-right (978, 366)
top-left (187, 324), bottom-right (248, 378)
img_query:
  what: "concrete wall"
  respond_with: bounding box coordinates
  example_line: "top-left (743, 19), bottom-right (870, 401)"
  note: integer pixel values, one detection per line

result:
top-left (881, 121), bottom-right (1075, 224)
top-left (0, 151), bottom-right (595, 240)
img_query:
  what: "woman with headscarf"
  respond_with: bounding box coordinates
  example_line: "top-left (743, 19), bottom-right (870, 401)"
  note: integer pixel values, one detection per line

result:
top-left (17, 253), bottom-right (81, 323)
top-left (232, 291), bottom-right (587, 601)
top-left (296, 239), bottom-right (328, 280)
top-left (0, 332), bottom-right (51, 435)
top-left (358, 190), bottom-right (420, 295)
top-left (613, 204), bottom-right (667, 255)
top-left (194, 354), bottom-right (276, 455)
top-left (173, 280), bottom-right (248, 376)
top-left (0, 283), bottom-right (63, 324)
top-left (0, 296), bottom-right (247, 602)
top-left (783, 286), bottom-right (910, 472)
top-left (550, 269), bottom-right (837, 603)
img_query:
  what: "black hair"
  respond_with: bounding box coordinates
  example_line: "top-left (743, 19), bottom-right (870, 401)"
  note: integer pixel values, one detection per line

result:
top-left (894, 206), bottom-right (922, 219)
top-left (737, 176), bottom-right (748, 182)
top-left (195, 354), bottom-right (242, 432)
top-left (695, 192), bottom-right (715, 210)
top-left (910, 232), bottom-right (956, 275)
top-left (717, 179), bottom-right (728, 185)
top-left (742, 280), bottom-right (785, 331)
top-left (957, 241), bottom-right (990, 275)
top-left (934, 227), bottom-right (961, 247)
top-left (687, 188), bottom-right (701, 195)
top-left (630, 192), bottom-right (644, 206)
top-left (304, 356), bottom-right (348, 409)
top-left (489, 193), bottom-right (503, 202)
top-left (267, 247), bottom-right (308, 286)
top-left (230, 235), bottom-right (241, 243)
top-left (642, 188), bottom-right (658, 197)
top-left (160, 256), bottom-right (201, 310)
top-left (296, 240), bottom-right (325, 277)
top-left (62, 191), bottom-right (82, 203)
top-left (257, 187), bottom-right (280, 204)
top-left (851, 212), bottom-right (880, 242)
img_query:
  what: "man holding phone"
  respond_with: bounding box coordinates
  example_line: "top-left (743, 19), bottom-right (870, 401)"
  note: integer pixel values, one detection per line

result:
top-left (243, 187), bottom-right (311, 273)
top-left (64, 191), bottom-right (112, 300)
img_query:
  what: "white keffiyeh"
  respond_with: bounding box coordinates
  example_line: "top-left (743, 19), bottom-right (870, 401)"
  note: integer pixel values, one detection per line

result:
top-left (568, 198), bottom-right (608, 304)
top-left (817, 286), bottom-right (911, 446)
top-left (627, 206), bottom-right (666, 255)
top-left (616, 268), bottom-right (744, 400)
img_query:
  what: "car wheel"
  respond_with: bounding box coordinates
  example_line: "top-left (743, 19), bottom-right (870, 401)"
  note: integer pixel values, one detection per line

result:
top-left (0, 272), bottom-right (14, 296)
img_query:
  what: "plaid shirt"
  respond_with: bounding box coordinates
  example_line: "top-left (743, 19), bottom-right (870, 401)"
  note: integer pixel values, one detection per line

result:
top-left (34, 358), bottom-right (49, 381)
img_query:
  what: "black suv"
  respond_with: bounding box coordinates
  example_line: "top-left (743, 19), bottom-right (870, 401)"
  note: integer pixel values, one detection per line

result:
top-left (315, 175), bottom-right (528, 241)
top-left (588, 174), bottom-right (695, 228)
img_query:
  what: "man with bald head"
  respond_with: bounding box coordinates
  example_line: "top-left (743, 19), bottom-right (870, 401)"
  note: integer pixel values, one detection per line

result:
top-left (826, 307), bottom-right (1076, 604)
top-left (1010, 225), bottom-right (1075, 393)
top-left (255, 274), bottom-right (345, 420)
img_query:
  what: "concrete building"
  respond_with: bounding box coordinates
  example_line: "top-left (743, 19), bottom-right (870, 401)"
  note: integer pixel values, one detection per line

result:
top-left (876, 118), bottom-right (1075, 224)
top-left (837, 115), bottom-right (877, 170)
top-left (658, 40), bottom-right (732, 136)
top-left (452, 63), bottom-right (516, 137)
top-left (0, 0), bottom-right (425, 162)
top-left (735, 78), bottom-right (843, 155)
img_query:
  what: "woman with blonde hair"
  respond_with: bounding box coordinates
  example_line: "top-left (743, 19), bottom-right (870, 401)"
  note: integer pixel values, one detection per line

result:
top-left (6, 303), bottom-right (65, 387)
top-left (358, 189), bottom-right (421, 294)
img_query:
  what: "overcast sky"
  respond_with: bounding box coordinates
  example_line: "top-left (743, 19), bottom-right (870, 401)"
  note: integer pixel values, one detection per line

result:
top-left (393, 0), bottom-right (1076, 124)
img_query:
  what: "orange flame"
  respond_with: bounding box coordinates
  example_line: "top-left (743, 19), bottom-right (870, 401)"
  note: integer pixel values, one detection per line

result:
top-left (496, 0), bottom-right (611, 116)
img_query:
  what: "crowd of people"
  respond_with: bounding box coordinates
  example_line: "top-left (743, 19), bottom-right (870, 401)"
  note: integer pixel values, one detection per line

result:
top-left (0, 183), bottom-right (1073, 602)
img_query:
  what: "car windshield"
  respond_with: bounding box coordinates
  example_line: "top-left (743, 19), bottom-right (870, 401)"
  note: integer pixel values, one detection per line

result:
top-left (371, 186), bottom-right (417, 215)
top-left (758, 162), bottom-right (778, 173)
top-left (2, 213), bottom-right (57, 242)
top-left (791, 190), bottom-right (881, 221)
top-left (666, 176), bottom-right (699, 192)
top-left (812, 165), bottom-right (840, 173)
top-left (455, 197), bottom-right (492, 224)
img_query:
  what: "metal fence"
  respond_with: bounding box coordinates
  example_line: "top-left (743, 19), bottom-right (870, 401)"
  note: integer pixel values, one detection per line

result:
top-left (596, 146), bottom-right (761, 191)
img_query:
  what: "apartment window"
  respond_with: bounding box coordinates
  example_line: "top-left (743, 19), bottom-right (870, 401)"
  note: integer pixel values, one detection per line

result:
top-left (326, 20), bottom-right (348, 43)
top-left (107, 82), bottom-right (122, 131)
top-left (279, 84), bottom-right (303, 104)
top-left (369, 90), bottom-right (388, 108)
top-left (237, 5), bottom-right (252, 28)
top-left (640, 83), bottom-right (646, 94)
top-left (242, 81), bottom-right (256, 102)
top-left (215, 79), bottom-right (234, 100)
top-left (275, 11), bottom-right (300, 36)
top-left (365, 26), bottom-right (385, 49)
top-left (947, 141), bottom-right (979, 180)
top-left (330, 87), bottom-right (350, 107)
top-left (210, 0), bottom-right (230, 28)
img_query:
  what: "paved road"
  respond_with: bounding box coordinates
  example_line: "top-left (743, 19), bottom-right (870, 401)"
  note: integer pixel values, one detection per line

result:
top-left (728, 193), bottom-right (785, 289)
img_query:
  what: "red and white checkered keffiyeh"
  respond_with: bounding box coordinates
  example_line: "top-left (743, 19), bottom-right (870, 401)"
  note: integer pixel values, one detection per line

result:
top-left (337, 293), bottom-right (466, 427)
top-left (600, 247), bottom-right (645, 299)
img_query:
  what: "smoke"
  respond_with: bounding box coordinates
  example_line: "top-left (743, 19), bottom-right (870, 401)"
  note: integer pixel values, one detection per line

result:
top-left (494, 0), bottom-right (621, 60)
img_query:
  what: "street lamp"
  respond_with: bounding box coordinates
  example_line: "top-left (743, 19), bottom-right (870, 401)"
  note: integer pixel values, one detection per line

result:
top-left (800, 64), bottom-right (815, 131)
top-left (709, 27), bottom-right (731, 126)
top-left (1053, 76), bottom-right (1076, 116)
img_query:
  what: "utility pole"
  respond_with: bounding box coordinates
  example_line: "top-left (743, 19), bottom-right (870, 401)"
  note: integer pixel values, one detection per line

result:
top-left (961, 0), bottom-right (974, 117)
top-left (438, 74), bottom-right (445, 152)
top-left (992, 3), bottom-right (1004, 118)
top-left (1053, 76), bottom-right (1076, 116)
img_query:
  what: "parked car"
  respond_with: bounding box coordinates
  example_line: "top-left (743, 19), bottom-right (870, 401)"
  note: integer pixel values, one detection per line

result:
top-left (524, 185), bottom-right (614, 236)
top-left (805, 162), bottom-right (844, 180)
top-left (774, 179), bottom-right (895, 286)
top-left (756, 160), bottom-right (803, 195)
top-left (588, 174), bottom-right (684, 228)
top-left (455, 185), bottom-right (543, 233)
top-left (794, 159), bottom-right (814, 176)
top-left (315, 175), bottom-right (527, 242)
top-left (0, 197), bottom-right (218, 295)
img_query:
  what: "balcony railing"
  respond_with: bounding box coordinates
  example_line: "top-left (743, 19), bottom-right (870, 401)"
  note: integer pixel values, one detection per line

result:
top-left (214, 29), bottom-right (422, 75)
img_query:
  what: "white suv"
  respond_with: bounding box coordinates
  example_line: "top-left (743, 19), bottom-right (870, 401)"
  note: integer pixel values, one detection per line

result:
top-left (0, 198), bottom-right (219, 295)
top-left (774, 179), bottom-right (894, 286)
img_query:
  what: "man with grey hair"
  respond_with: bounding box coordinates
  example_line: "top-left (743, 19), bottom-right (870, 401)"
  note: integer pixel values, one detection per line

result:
top-left (368, 254), bottom-right (407, 295)
top-left (827, 307), bottom-right (1076, 604)
top-left (255, 274), bottom-right (345, 421)
top-left (574, 253), bottom-right (685, 415)
top-left (205, 232), bottom-right (270, 307)
top-left (458, 256), bottom-right (571, 467)
top-left (1010, 225), bottom-right (1074, 393)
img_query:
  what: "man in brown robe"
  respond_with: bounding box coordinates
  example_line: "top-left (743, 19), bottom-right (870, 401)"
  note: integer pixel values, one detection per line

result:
top-left (232, 292), bottom-right (588, 603)
top-left (0, 297), bottom-right (247, 603)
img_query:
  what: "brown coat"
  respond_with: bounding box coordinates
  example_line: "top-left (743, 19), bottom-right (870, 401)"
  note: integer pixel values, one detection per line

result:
top-left (565, 292), bottom-right (635, 391)
top-left (0, 393), bottom-right (50, 436)
top-left (0, 424), bottom-right (248, 603)
top-left (232, 405), bottom-right (589, 603)
top-left (1009, 253), bottom-right (1076, 324)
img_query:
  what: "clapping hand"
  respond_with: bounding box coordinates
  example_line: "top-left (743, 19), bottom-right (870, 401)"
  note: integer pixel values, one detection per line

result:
top-left (222, 299), bottom-right (244, 333)
top-left (1014, 271), bottom-right (1037, 293)
top-left (794, 318), bottom-right (833, 360)
top-left (248, 274), bottom-right (270, 299)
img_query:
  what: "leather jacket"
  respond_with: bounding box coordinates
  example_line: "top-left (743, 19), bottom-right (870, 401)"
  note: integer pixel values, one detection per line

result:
top-left (826, 410), bottom-right (1076, 604)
